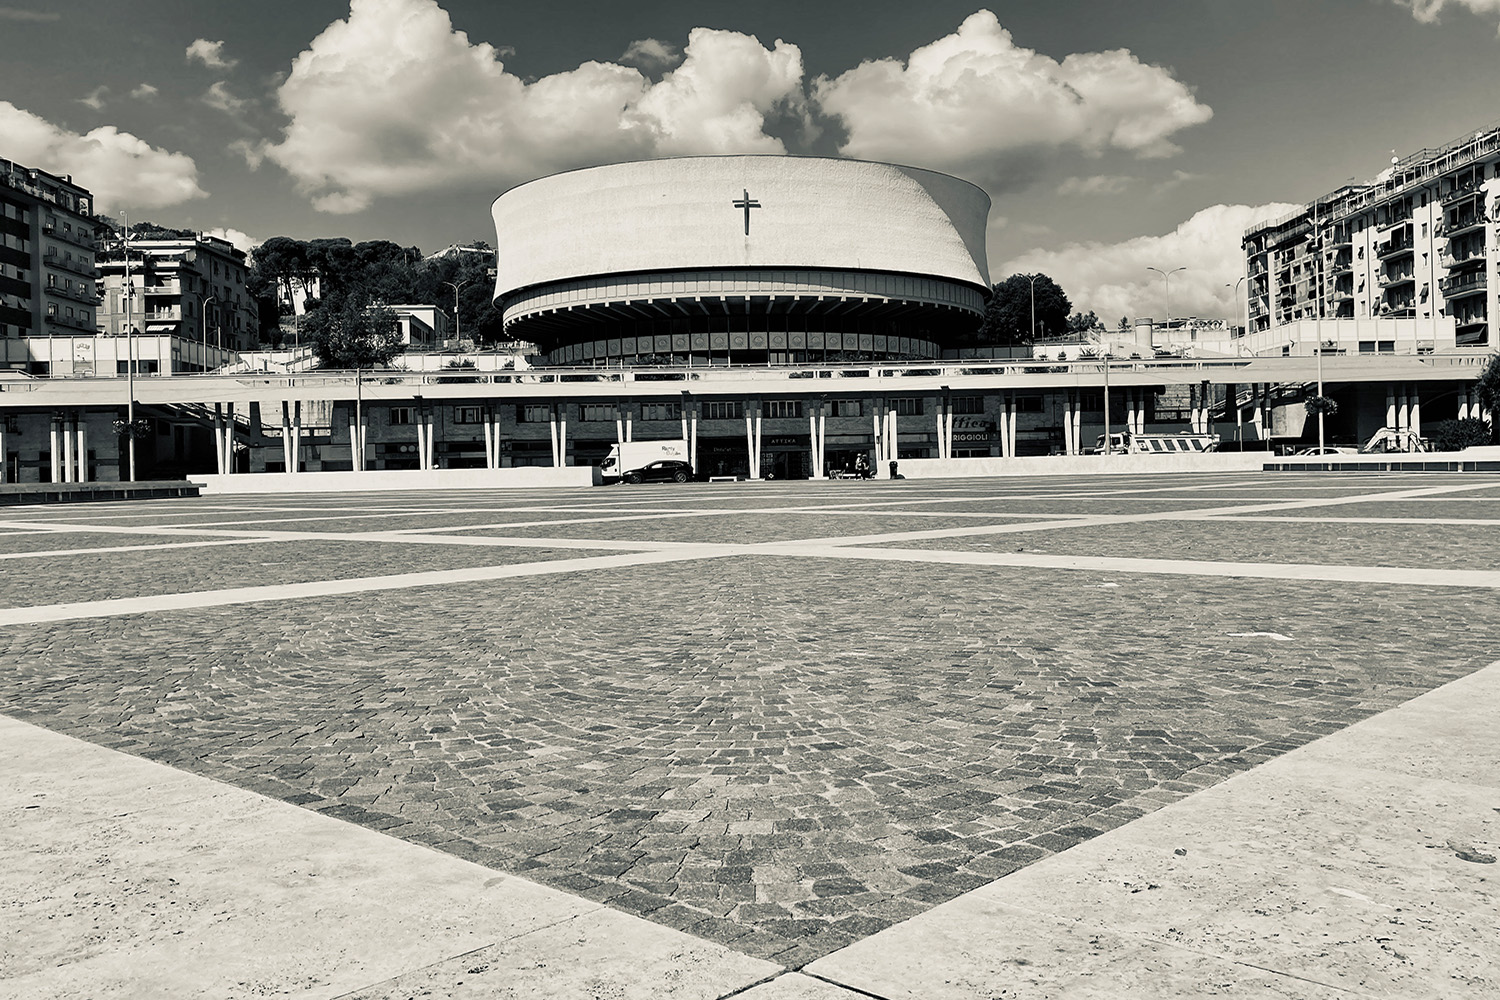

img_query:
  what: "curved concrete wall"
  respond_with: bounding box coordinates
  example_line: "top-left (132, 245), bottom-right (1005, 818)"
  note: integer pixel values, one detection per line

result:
top-left (492, 156), bottom-right (991, 302)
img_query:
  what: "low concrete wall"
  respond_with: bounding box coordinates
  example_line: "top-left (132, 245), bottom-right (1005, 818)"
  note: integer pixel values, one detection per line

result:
top-left (900, 453), bottom-right (1268, 479)
top-left (194, 466), bottom-right (595, 495)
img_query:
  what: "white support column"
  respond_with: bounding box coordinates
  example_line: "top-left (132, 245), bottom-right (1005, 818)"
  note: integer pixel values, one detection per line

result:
top-left (60, 414), bottom-right (74, 483)
top-left (810, 408), bottom-right (821, 475)
top-left (871, 403), bottom-right (883, 464)
top-left (680, 407), bottom-right (689, 455)
top-left (1458, 390), bottom-right (1471, 423)
top-left (415, 406), bottom-right (429, 470)
top-left (291, 401), bottom-right (303, 473)
top-left (625, 405), bottom-right (633, 443)
top-left (1408, 383), bottom-right (1421, 444)
top-left (754, 402), bottom-right (763, 476)
top-left (1397, 389), bottom-right (1410, 436)
top-left (817, 404), bottom-right (826, 478)
top-left (689, 404), bottom-right (699, 473)
top-left (75, 414), bottom-right (87, 482)
top-left (550, 405), bottom-right (561, 467)
top-left (280, 400), bottom-right (294, 471)
top-left (615, 405), bottom-right (625, 448)
top-left (48, 415), bottom-right (60, 483)
top-left (226, 402), bottom-right (237, 475)
top-left (1062, 394), bottom-right (1075, 456)
top-left (492, 406), bottom-right (504, 468)
top-left (934, 398), bottom-right (944, 460)
top-left (945, 400), bottom-right (954, 460)
top-left (214, 404), bottom-right (227, 475)
top-left (995, 394), bottom-right (1008, 458)
top-left (744, 403), bottom-right (756, 478)
top-left (1007, 393), bottom-right (1018, 457)
top-left (557, 405), bottom-right (568, 466)
top-left (483, 404), bottom-right (495, 469)
top-left (882, 404), bottom-right (894, 470)
top-left (425, 407), bottom-right (437, 470)
top-left (0, 420), bottom-right (7, 483)
top-left (347, 406), bottom-right (360, 473)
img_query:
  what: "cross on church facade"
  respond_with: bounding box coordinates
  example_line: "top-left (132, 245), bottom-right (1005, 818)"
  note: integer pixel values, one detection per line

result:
top-left (732, 189), bottom-right (761, 235)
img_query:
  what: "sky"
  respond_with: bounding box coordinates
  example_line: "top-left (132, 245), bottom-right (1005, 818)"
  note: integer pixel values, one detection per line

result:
top-left (3, 0), bottom-right (1500, 324)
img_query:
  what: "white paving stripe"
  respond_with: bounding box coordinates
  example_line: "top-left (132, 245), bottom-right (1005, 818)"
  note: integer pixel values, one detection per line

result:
top-left (0, 548), bottom-right (746, 626)
top-left (0, 538), bottom-right (276, 560)
top-left (784, 544), bottom-right (1500, 588)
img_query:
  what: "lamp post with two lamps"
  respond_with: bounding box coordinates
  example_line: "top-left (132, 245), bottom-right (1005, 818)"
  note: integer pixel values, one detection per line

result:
top-left (1146, 266), bottom-right (1186, 337)
top-left (442, 278), bottom-right (473, 347)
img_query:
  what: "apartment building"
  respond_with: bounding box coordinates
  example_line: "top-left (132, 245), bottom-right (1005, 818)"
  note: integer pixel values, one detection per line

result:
top-left (97, 233), bottom-right (257, 352)
top-left (0, 157), bottom-right (99, 350)
top-left (1244, 123), bottom-right (1500, 349)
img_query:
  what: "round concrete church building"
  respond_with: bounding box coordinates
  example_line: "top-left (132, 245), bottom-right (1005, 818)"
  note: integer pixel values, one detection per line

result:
top-left (491, 156), bottom-right (991, 366)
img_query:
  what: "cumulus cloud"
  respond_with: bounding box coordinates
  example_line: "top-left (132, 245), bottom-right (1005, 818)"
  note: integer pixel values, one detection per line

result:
top-left (1395, 0), bottom-right (1500, 25)
top-left (203, 226), bottom-right (258, 253)
top-left (0, 101), bottom-right (206, 211)
top-left (620, 37), bottom-right (681, 70)
top-left (186, 38), bottom-right (237, 70)
top-left (814, 10), bottom-right (1211, 189)
top-left (202, 81), bottom-right (249, 115)
top-left (78, 86), bottom-right (108, 111)
top-left (131, 83), bottom-right (159, 100)
top-left (261, 0), bottom-right (807, 213)
top-left (999, 202), bottom-right (1300, 324)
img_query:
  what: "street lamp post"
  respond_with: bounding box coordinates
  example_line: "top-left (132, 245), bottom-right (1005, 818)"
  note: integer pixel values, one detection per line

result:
top-left (1026, 273), bottom-right (1041, 342)
top-left (1146, 266), bottom-right (1187, 336)
top-left (202, 294), bottom-right (216, 371)
top-left (122, 215), bottom-right (136, 482)
top-left (1316, 340), bottom-right (1326, 452)
top-left (442, 279), bottom-right (473, 347)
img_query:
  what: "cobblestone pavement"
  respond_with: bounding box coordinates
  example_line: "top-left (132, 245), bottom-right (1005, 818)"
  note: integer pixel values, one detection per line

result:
top-left (3, 471), bottom-right (1499, 968)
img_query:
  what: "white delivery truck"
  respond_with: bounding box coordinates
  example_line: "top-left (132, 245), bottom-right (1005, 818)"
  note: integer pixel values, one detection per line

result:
top-left (597, 439), bottom-right (693, 485)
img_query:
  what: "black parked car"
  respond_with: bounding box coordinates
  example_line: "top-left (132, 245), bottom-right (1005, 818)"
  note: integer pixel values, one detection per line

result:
top-left (622, 460), bottom-right (693, 484)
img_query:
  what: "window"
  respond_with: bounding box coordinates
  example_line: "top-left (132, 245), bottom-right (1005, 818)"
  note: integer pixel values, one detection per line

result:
top-left (581, 403), bottom-right (613, 422)
top-left (1359, 341), bottom-right (1376, 354)
top-left (640, 402), bottom-right (681, 421)
top-left (389, 407), bottom-right (415, 425)
top-left (519, 403), bottom-right (552, 423)
top-left (951, 396), bottom-right (984, 414)
top-left (704, 401), bottom-right (742, 420)
top-left (46, 273), bottom-right (56, 288)
top-left (832, 400), bottom-right (861, 417)
top-left (765, 400), bottom-right (802, 419)
top-left (454, 406), bottom-right (482, 424)
top-left (1015, 395), bottom-right (1044, 413)
top-left (893, 397), bottom-right (923, 416)
top-left (46, 302), bottom-right (56, 316)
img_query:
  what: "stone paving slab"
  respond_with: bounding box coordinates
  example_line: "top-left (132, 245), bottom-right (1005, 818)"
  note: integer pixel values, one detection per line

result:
top-left (0, 529), bottom-right (244, 554)
top-left (804, 661), bottom-right (1500, 999)
top-left (0, 715), bottom-right (780, 1000)
top-left (1222, 499), bottom-right (1500, 519)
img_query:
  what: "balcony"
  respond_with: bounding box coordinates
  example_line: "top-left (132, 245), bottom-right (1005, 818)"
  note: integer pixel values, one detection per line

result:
top-left (1441, 247), bottom-right (1487, 269)
top-left (1441, 271), bottom-right (1488, 298)
top-left (1442, 181), bottom-right (1483, 206)
top-left (1446, 215), bottom-right (1490, 239)
top-left (46, 283), bottom-right (100, 306)
top-left (42, 223), bottom-right (94, 251)
top-left (144, 308), bottom-right (182, 322)
top-left (41, 251), bottom-right (97, 278)
top-left (142, 281), bottom-right (182, 297)
top-left (1376, 236), bottom-right (1414, 259)
top-left (44, 311), bottom-right (96, 333)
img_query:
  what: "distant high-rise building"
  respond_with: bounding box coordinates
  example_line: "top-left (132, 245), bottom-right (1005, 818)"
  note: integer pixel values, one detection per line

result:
top-left (1243, 124), bottom-right (1500, 348)
top-left (97, 233), bottom-right (257, 352)
top-left (0, 157), bottom-right (99, 346)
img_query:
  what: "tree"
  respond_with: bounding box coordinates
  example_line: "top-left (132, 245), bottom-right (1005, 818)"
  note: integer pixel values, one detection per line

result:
top-left (1476, 353), bottom-right (1500, 443)
top-left (1067, 310), bottom-right (1101, 335)
top-left (1426, 418), bottom-right (1492, 451)
top-left (301, 291), bottom-right (405, 369)
top-left (977, 273), bottom-right (1071, 345)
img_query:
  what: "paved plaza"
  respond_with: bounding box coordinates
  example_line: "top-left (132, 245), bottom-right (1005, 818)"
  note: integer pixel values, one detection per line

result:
top-left (3, 471), bottom-right (1499, 998)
